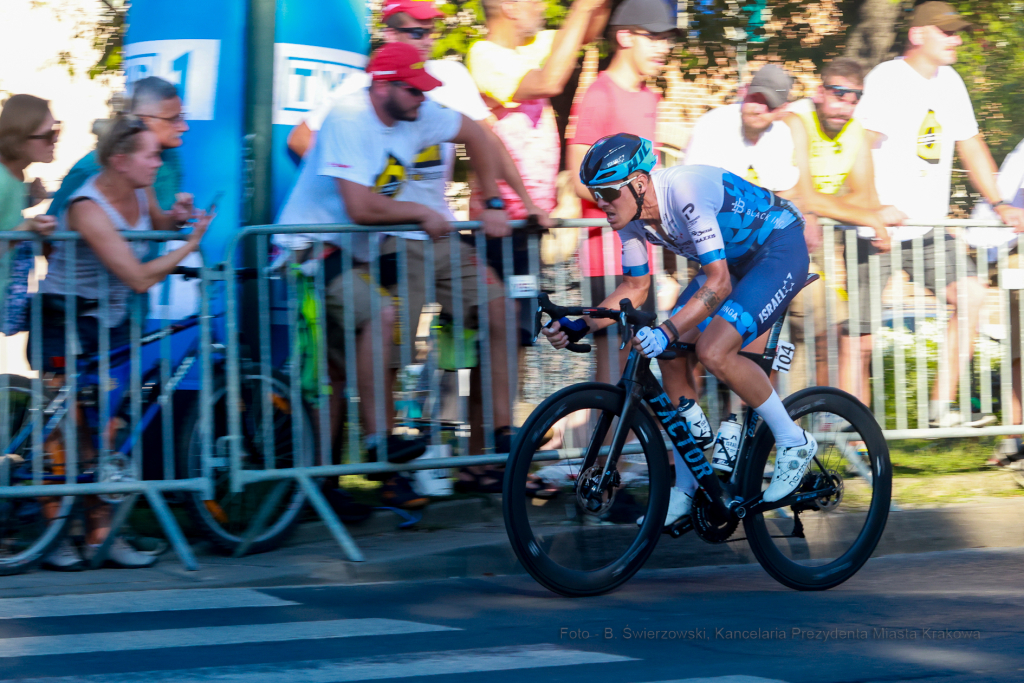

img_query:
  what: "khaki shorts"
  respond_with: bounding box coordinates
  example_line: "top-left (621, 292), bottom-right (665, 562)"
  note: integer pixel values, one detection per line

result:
top-left (382, 235), bottom-right (504, 336)
top-left (324, 263), bottom-right (393, 371)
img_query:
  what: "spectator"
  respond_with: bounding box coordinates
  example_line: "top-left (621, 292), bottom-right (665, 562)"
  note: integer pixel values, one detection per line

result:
top-left (853, 1), bottom-right (1024, 426)
top-left (287, 0), bottom-right (550, 469)
top-left (48, 77), bottom-right (188, 216)
top-left (467, 0), bottom-right (611, 220)
top-left (35, 115), bottom-right (209, 570)
top-left (274, 44), bottom-right (510, 506)
top-left (0, 94), bottom-right (58, 253)
top-left (783, 58), bottom-right (907, 393)
top-left (566, 0), bottom-right (672, 384)
top-left (967, 136), bottom-right (1024, 438)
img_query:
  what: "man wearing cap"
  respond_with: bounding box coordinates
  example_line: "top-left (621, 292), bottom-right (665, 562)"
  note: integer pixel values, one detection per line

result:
top-left (565, 0), bottom-right (673, 386)
top-left (683, 65), bottom-right (801, 199)
top-left (275, 43), bottom-right (508, 507)
top-left (853, 0), bottom-right (1024, 426)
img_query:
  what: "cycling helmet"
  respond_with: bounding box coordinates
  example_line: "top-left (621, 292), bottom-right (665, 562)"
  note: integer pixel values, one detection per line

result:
top-left (579, 133), bottom-right (656, 187)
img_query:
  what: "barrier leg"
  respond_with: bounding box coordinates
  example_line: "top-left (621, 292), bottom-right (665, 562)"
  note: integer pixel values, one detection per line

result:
top-left (297, 473), bottom-right (365, 562)
top-left (232, 479), bottom-right (291, 558)
top-left (145, 488), bottom-right (199, 571)
top-left (88, 492), bottom-right (139, 569)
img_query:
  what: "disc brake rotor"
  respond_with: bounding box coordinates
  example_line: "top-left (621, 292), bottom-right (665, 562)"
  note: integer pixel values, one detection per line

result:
top-left (576, 465), bottom-right (618, 516)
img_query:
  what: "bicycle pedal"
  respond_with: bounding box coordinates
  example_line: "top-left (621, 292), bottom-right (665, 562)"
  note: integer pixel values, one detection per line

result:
top-left (665, 517), bottom-right (693, 538)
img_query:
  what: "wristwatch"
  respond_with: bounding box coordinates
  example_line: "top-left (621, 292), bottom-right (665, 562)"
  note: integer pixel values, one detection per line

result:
top-left (992, 200), bottom-right (1009, 209)
top-left (484, 196), bottom-right (506, 211)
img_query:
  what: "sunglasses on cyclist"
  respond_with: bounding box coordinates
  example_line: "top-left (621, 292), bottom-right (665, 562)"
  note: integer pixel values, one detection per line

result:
top-left (393, 26), bottom-right (435, 40)
top-left (589, 177), bottom-right (636, 203)
top-left (27, 122), bottom-right (61, 144)
top-left (824, 84), bottom-right (863, 102)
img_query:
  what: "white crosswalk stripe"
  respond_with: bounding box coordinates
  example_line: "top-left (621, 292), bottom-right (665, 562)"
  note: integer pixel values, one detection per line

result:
top-left (6, 645), bottom-right (635, 683)
top-left (0, 618), bottom-right (457, 658)
top-left (0, 589), bottom-right (297, 620)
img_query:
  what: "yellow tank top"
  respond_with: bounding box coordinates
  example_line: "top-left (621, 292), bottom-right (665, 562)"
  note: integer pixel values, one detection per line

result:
top-left (794, 104), bottom-right (865, 196)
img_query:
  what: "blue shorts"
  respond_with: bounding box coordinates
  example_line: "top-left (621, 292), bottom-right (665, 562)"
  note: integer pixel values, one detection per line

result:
top-left (671, 226), bottom-right (809, 348)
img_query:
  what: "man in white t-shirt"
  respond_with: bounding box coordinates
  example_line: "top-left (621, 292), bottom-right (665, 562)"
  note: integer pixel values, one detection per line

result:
top-left (852, 1), bottom-right (1024, 426)
top-left (275, 43), bottom-right (509, 505)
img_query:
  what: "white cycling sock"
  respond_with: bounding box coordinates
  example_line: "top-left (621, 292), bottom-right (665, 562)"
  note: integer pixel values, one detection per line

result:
top-left (670, 444), bottom-right (699, 495)
top-left (754, 390), bottom-right (805, 447)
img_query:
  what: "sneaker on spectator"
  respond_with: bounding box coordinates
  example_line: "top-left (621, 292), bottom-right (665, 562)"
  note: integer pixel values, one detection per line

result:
top-left (42, 537), bottom-right (85, 572)
top-left (380, 474), bottom-right (429, 510)
top-left (87, 536), bottom-right (158, 569)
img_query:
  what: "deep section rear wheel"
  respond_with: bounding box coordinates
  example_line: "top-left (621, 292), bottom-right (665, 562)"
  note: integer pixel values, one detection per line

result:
top-left (180, 372), bottom-right (313, 555)
top-left (742, 387), bottom-right (891, 590)
top-left (0, 375), bottom-right (74, 575)
top-left (503, 383), bottom-right (669, 597)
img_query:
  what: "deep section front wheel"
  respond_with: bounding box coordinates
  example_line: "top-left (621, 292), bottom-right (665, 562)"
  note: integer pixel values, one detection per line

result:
top-left (179, 372), bottom-right (314, 555)
top-left (742, 387), bottom-right (891, 590)
top-left (503, 383), bottom-right (669, 597)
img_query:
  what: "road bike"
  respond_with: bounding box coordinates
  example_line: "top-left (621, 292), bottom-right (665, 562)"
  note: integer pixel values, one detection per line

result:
top-left (503, 278), bottom-right (891, 596)
top-left (0, 266), bottom-right (315, 575)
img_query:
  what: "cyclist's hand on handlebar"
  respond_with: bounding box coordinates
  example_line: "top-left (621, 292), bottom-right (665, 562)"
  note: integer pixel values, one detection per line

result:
top-left (633, 326), bottom-right (669, 358)
top-left (541, 317), bottom-right (588, 349)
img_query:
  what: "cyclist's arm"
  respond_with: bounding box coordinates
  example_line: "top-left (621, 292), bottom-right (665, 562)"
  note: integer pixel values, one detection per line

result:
top-left (660, 258), bottom-right (731, 338)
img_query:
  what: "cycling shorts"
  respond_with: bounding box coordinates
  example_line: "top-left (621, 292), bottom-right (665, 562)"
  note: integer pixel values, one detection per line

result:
top-left (671, 225), bottom-right (809, 347)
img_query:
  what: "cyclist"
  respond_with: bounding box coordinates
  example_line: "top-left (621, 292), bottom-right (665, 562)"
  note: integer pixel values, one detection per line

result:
top-left (542, 133), bottom-right (816, 526)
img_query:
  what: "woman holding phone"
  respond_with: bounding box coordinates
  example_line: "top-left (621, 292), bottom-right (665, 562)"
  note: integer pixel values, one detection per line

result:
top-left (36, 114), bottom-right (213, 571)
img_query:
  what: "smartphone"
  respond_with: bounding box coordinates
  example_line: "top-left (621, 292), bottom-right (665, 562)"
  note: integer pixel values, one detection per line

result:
top-left (206, 191), bottom-right (224, 214)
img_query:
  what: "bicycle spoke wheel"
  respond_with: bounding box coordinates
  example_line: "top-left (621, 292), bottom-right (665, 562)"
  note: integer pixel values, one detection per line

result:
top-left (0, 375), bottom-right (74, 575)
top-left (503, 383), bottom-right (669, 597)
top-left (180, 372), bottom-right (313, 555)
top-left (742, 387), bottom-right (891, 590)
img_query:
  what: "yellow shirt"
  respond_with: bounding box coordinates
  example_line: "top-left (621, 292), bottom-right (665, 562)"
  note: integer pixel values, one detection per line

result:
top-left (467, 30), bottom-right (557, 108)
top-left (791, 98), bottom-right (865, 196)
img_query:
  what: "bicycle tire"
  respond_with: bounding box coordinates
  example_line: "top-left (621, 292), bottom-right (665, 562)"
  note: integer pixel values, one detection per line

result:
top-left (503, 383), bottom-right (669, 597)
top-left (0, 375), bottom-right (75, 576)
top-left (741, 386), bottom-right (891, 591)
top-left (179, 372), bottom-right (313, 555)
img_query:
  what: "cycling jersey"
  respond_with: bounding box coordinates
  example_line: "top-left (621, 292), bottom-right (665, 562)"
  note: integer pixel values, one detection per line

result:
top-left (615, 164), bottom-right (807, 347)
top-left (618, 165), bottom-right (802, 276)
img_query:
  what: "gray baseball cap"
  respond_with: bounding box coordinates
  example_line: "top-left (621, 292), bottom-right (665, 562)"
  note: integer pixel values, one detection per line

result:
top-left (609, 0), bottom-right (676, 33)
top-left (747, 65), bottom-right (793, 109)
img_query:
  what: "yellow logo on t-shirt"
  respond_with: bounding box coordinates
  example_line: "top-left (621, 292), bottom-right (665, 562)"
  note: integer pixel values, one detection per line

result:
top-left (745, 165), bottom-right (760, 185)
top-left (374, 154), bottom-right (406, 197)
top-left (411, 145), bottom-right (444, 182)
top-left (917, 109), bottom-right (941, 166)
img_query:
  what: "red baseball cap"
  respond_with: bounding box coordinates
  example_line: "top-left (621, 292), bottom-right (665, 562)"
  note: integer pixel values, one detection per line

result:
top-left (367, 43), bottom-right (442, 92)
top-left (382, 0), bottom-right (444, 22)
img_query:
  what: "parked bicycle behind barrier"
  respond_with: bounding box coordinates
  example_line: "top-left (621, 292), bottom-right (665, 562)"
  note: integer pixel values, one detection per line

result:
top-left (502, 290), bottom-right (891, 596)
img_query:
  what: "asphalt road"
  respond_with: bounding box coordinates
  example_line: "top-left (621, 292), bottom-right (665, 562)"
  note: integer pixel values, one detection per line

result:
top-left (1, 547), bottom-right (1022, 683)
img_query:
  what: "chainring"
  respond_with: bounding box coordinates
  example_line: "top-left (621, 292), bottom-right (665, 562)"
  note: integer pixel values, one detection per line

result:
top-left (692, 489), bottom-right (739, 544)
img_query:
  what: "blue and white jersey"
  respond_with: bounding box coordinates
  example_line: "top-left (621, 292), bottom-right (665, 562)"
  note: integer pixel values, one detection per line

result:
top-left (619, 165), bottom-right (802, 276)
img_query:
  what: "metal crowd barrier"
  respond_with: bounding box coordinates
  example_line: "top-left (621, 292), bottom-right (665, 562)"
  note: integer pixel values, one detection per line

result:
top-left (0, 231), bottom-right (214, 570)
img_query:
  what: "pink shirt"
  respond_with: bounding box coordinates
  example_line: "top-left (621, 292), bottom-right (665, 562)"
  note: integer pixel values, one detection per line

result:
top-left (569, 72), bottom-right (659, 277)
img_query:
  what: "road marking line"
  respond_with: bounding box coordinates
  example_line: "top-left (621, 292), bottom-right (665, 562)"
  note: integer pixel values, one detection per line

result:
top-left (0, 589), bottom-right (297, 620)
top-left (0, 618), bottom-right (457, 658)
top-left (7, 644), bottom-right (634, 682)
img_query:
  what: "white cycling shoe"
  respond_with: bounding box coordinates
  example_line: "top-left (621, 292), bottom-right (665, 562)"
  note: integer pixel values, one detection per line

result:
top-left (637, 486), bottom-right (693, 527)
top-left (763, 430), bottom-right (818, 503)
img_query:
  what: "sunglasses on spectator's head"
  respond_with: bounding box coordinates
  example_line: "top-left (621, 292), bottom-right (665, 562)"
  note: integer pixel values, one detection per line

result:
top-left (589, 177), bottom-right (635, 203)
top-left (27, 122), bottom-right (61, 143)
top-left (393, 26), bottom-right (435, 40)
top-left (824, 84), bottom-right (863, 102)
top-left (391, 81), bottom-right (424, 98)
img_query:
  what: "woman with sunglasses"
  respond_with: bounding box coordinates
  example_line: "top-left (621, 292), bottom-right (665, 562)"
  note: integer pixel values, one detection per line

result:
top-left (0, 94), bottom-right (59, 253)
top-left (542, 133), bottom-right (815, 528)
top-left (34, 115), bottom-right (211, 571)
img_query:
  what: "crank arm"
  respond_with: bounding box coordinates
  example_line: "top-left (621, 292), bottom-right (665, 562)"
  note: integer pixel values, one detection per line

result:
top-left (735, 486), bottom-right (838, 518)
